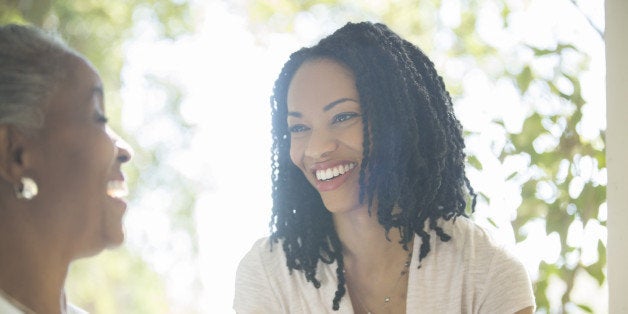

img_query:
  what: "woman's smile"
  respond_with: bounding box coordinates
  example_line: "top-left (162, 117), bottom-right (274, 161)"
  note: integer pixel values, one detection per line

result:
top-left (310, 161), bottom-right (358, 192)
top-left (314, 162), bottom-right (357, 181)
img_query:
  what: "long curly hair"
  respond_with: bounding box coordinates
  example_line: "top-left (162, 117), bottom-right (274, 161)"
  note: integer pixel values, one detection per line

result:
top-left (269, 21), bottom-right (476, 310)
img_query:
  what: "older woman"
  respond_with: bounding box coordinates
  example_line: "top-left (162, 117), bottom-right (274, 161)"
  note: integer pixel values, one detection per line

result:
top-left (0, 24), bottom-right (132, 313)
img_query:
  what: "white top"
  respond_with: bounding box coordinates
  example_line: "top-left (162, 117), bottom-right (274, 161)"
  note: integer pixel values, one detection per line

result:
top-left (234, 217), bottom-right (535, 313)
top-left (0, 293), bottom-right (88, 314)
top-left (0, 294), bottom-right (21, 314)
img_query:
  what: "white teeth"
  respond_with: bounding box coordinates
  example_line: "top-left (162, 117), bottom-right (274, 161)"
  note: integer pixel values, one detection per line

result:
top-left (315, 163), bottom-right (357, 181)
top-left (107, 180), bottom-right (128, 198)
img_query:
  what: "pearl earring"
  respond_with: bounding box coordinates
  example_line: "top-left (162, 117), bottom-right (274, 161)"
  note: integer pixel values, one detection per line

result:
top-left (15, 177), bottom-right (38, 200)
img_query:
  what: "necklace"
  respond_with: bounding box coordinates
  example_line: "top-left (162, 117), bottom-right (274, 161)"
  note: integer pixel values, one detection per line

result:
top-left (346, 249), bottom-right (413, 314)
top-left (0, 288), bottom-right (37, 314)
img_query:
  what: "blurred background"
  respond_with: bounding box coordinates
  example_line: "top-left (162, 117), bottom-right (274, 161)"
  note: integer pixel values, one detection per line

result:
top-left (0, 0), bottom-right (606, 313)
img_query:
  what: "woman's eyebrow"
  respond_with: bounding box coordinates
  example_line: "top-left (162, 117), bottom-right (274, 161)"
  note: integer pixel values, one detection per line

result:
top-left (288, 97), bottom-right (359, 117)
top-left (323, 97), bottom-right (358, 111)
top-left (288, 111), bottom-right (301, 118)
top-left (83, 85), bottom-right (104, 104)
top-left (92, 85), bottom-right (103, 97)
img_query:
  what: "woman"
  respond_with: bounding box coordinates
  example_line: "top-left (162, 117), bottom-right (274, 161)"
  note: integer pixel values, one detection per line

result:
top-left (0, 24), bottom-right (132, 313)
top-left (234, 22), bottom-right (535, 313)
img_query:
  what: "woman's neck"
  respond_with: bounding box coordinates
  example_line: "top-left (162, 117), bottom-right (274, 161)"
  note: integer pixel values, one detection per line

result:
top-left (332, 205), bottom-right (411, 270)
top-left (0, 217), bottom-right (70, 314)
top-left (332, 205), bottom-right (413, 314)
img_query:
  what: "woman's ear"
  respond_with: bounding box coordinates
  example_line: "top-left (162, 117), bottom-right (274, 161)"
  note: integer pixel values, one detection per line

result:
top-left (0, 125), bottom-right (28, 183)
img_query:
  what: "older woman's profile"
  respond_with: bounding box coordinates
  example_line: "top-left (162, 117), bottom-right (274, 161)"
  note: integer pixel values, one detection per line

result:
top-left (0, 24), bottom-right (132, 313)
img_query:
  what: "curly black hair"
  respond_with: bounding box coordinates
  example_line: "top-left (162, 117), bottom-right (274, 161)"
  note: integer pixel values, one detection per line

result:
top-left (269, 21), bottom-right (476, 310)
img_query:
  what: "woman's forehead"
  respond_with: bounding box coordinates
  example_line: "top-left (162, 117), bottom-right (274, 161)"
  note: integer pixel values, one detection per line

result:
top-left (287, 59), bottom-right (358, 111)
top-left (45, 56), bottom-right (102, 117)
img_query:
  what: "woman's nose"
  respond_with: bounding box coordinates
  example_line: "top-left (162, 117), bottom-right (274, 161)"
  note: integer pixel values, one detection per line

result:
top-left (115, 138), bottom-right (133, 163)
top-left (108, 127), bottom-right (133, 163)
top-left (304, 129), bottom-right (338, 159)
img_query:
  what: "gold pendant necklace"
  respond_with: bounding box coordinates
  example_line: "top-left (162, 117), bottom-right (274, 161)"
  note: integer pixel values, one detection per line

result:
top-left (348, 250), bottom-right (413, 314)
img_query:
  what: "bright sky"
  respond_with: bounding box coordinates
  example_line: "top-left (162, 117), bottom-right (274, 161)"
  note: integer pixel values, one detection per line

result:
top-left (119, 0), bottom-right (606, 312)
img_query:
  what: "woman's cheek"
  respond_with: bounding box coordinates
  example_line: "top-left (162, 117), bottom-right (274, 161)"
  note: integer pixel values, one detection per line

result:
top-left (289, 138), bottom-right (302, 165)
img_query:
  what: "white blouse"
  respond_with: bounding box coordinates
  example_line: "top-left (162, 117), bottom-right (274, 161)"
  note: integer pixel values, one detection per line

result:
top-left (234, 217), bottom-right (535, 314)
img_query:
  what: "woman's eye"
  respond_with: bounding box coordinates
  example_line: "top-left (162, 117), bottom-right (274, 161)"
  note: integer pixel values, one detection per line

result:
top-left (333, 112), bottom-right (359, 124)
top-left (288, 124), bottom-right (309, 133)
top-left (96, 114), bottom-right (109, 124)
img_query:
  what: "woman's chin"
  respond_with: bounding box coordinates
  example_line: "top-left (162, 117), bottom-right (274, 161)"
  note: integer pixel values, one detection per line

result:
top-left (72, 232), bottom-right (124, 260)
top-left (74, 245), bottom-right (107, 260)
top-left (104, 230), bottom-right (125, 249)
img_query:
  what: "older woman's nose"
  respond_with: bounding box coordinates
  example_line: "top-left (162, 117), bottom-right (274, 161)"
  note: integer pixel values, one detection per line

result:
top-left (107, 127), bottom-right (133, 163)
top-left (115, 138), bottom-right (133, 163)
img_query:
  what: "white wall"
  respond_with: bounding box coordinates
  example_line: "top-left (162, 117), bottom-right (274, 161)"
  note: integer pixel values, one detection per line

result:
top-left (606, 0), bottom-right (627, 312)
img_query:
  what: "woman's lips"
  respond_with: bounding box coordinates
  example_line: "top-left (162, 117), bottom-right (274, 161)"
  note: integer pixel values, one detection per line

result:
top-left (106, 180), bottom-right (128, 199)
top-left (315, 162), bottom-right (356, 181)
top-left (313, 162), bottom-right (357, 192)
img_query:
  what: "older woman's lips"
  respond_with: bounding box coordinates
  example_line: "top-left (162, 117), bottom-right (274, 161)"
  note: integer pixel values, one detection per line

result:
top-left (107, 180), bottom-right (128, 198)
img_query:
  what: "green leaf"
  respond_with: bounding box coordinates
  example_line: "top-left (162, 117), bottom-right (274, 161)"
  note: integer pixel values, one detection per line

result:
top-left (576, 304), bottom-right (594, 313)
top-left (584, 258), bottom-right (606, 286)
top-left (467, 155), bottom-right (483, 170)
top-left (486, 217), bottom-right (498, 228)
top-left (516, 65), bottom-right (533, 94)
top-left (505, 171), bottom-right (518, 181)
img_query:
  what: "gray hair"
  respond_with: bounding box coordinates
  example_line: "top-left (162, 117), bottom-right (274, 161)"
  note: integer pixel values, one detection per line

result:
top-left (0, 24), bottom-right (77, 133)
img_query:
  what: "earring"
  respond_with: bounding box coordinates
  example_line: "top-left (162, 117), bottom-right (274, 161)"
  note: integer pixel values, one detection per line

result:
top-left (14, 177), bottom-right (38, 200)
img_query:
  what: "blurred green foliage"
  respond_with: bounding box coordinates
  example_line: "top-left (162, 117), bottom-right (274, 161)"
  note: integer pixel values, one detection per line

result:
top-left (68, 249), bottom-right (170, 313)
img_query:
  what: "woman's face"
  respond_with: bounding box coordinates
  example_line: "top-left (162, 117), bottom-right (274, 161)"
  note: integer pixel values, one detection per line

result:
top-left (287, 59), bottom-right (365, 213)
top-left (26, 55), bottom-right (132, 258)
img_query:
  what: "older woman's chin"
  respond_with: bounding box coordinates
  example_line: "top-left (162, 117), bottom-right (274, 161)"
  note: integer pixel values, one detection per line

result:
top-left (105, 231), bottom-right (126, 249)
top-left (72, 229), bottom-right (126, 260)
top-left (100, 205), bottom-right (127, 248)
top-left (100, 222), bottom-right (127, 250)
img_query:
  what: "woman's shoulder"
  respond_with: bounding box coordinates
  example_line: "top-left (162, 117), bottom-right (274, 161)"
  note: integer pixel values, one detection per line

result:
top-left (234, 236), bottom-right (342, 313)
top-left (234, 236), bottom-right (289, 312)
top-left (237, 236), bottom-right (286, 274)
top-left (438, 216), bottom-right (506, 251)
top-left (429, 216), bottom-right (529, 277)
top-left (413, 217), bottom-right (535, 313)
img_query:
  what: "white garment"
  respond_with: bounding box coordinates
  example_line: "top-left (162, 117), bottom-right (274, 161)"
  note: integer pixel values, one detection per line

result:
top-left (0, 293), bottom-right (88, 314)
top-left (0, 294), bottom-right (22, 314)
top-left (68, 303), bottom-right (88, 314)
top-left (234, 217), bottom-right (535, 313)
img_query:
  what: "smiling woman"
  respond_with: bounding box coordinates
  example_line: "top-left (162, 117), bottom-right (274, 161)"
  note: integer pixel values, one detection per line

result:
top-left (0, 24), bottom-right (132, 313)
top-left (234, 22), bottom-right (536, 314)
